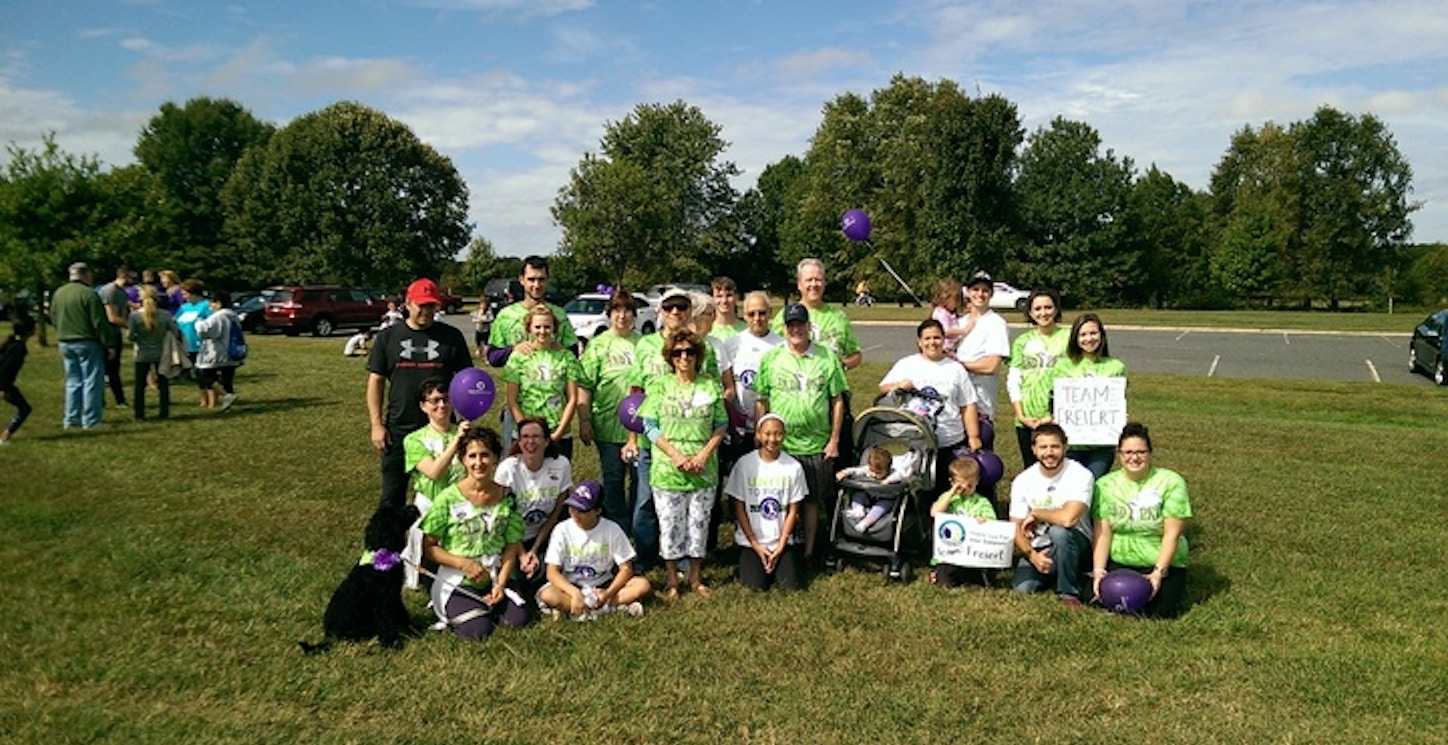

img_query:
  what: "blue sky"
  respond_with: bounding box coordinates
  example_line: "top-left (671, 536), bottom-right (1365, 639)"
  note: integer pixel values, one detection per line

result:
top-left (5, 0), bottom-right (1447, 257)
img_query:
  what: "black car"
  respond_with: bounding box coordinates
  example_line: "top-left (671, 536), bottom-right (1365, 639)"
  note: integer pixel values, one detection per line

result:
top-left (1409, 309), bottom-right (1448, 385)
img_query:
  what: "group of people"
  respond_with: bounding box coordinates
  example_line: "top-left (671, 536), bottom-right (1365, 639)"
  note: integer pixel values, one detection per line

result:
top-left (359, 259), bottom-right (1194, 642)
top-left (0, 263), bottom-right (244, 443)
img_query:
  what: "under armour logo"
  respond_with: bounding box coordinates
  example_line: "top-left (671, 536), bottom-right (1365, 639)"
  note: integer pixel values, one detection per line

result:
top-left (400, 338), bottom-right (440, 360)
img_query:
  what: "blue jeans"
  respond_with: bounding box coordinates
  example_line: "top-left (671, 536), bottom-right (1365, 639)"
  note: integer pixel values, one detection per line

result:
top-left (632, 446), bottom-right (659, 568)
top-left (1068, 447), bottom-right (1114, 481)
top-left (60, 340), bottom-right (105, 428)
top-left (596, 441), bottom-right (634, 532)
top-left (1011, 524), bottom-right (1091, 599)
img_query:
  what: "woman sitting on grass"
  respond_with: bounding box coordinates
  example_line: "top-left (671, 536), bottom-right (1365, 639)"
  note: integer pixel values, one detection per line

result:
top-left (494, 416), bottom-right (572, 598)
top-left (421, 426), bottom-right (531, 640)
top-left (1090, 422), bottom-right (1192, 618)
top-left (503, 304), bottom-right (581, 460)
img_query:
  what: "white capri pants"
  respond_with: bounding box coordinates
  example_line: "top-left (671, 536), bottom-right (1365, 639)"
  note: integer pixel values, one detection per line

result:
top-left (653, 486), bottom-right (714, 561)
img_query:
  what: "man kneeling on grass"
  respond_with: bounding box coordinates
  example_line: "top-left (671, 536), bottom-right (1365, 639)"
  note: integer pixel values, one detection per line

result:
top-left (538, 480), bottom-right (651, 620)
top-left (1009, 423), bottom-right (1095, 607)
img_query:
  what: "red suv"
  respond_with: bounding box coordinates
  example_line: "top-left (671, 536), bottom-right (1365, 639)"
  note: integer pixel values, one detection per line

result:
top-left (265, 285), bottom-right (387, 337)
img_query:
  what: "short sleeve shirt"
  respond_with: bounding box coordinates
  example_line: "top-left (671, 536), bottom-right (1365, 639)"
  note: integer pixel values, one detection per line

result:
top-left (1092, 467), bottom-right (1191, 567)
top-left (502, 346), bottom-right (581, 431)
top-left (726, 451), bottom-right (806, 550)
top-left (367, 321), bottom-right (473, 433)
top-left (943, 493), bottom-right (996, 520)
top-left (488, 301), bottom-right (578, 352)
top-left (754, 343), bottom-right (847, 456)
top-left (723, 329), bottom-right (784, 431)
top-left (1008, 460), bottom-right (1096, 542)
top-left (421, 486), bottom-right (525, 588)
top-left (98, 283), bottom-right (130, 338)
top-left (403, 425), bottom-right (464, 502)
top-left (1008, 326), bottom-right (1070, 420)
top-left (879, 353), bottom-right (978, 448)
top-left (544, 517), bottom-right (636, 589)
top-left (577, 331), bottom-right (639, 445)
top-left (640, 374), bottom-right (726, 491)
top-left (494, 455), bottom-right (573, 542)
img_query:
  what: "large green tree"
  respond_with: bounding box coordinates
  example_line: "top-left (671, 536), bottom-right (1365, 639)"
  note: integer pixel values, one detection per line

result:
top-left (1129, 166), bottom-right (1213, 307)
top-left (552, 100), bottom-right (739, 289)
top-left (735, 155), bottom-right (806, 295)
top-left (221, 101), bottom-right (470, 289)
top-left (1012, 116), bottom-right (1138, 306)
top-left (791, 75), bottom-right (1023, 301)
top-left (133, 97), bottom-right (274, 283)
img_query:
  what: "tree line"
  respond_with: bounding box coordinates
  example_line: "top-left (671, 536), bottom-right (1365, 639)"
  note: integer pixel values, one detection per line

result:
top-left (3, 78), bottom-right (1445, 318)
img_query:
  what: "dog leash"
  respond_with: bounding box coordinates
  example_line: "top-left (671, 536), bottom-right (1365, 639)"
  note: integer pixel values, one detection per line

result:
top-left (404, 558), bottom-right (526, 627)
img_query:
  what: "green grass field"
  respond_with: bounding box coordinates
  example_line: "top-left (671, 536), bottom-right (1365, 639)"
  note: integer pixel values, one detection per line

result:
top-left (2, 333), bottom-right (1445, 744)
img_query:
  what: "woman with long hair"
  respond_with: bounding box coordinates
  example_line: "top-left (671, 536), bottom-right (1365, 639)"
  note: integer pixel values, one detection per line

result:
top-left (1054, 313), bottom-right (1127, 479)
top-left (127, 285), bottom-right (180, 419)
top-left (503, 304), bottom-right (581, 460)
top-left (1006, 289), bottom-right (1069, 469)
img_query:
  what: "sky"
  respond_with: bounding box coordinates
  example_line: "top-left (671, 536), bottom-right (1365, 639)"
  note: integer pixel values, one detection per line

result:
top-left (5, 0), bottom-right (1447, 258)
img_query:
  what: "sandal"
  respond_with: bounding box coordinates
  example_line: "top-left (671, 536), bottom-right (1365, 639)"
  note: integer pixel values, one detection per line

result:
top-left (660, 587), bottom-right (680, 602)
top-left (691, 583), bottom-right (712, 599)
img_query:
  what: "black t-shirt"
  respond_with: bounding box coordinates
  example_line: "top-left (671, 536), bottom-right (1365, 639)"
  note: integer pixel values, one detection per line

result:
top-left (367, 321), bottom-right (472, 433)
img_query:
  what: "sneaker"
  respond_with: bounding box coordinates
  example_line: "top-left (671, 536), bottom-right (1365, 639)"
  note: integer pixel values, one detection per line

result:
top-left (428, 619), bottom-right (448, 632)
top-left (844, 505), bottom-right (866, 520)
top-left (854, 519), bottom-right (873, 533)
top-left (220, 393), bottom-right (237, 411)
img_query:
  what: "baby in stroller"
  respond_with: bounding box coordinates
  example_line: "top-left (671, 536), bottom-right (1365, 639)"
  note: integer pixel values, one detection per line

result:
top-left (837, 446), bottom-right (916, 533)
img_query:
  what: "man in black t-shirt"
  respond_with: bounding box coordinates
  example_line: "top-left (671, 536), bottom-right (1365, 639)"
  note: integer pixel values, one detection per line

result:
top-left (367, 278), bottom-right (472, 508)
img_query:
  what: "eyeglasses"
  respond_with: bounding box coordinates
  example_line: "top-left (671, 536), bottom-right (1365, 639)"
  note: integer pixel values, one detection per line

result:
top-left (1118, 449), bottom-right (1151, 457)
top-left (670, 348), bottom-right (698, 358)
top-left (424, 396), bottom-right (448, 405)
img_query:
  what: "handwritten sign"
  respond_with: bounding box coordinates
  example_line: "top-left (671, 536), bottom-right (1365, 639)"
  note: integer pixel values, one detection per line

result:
top-left (933, 516), bottom-right (1015, 569)
top-left (1053, 377), bottom-right (1127, 446)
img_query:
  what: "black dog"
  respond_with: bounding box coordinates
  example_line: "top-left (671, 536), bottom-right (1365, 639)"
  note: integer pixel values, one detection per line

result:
top-left (300, 504), bottom-right (420, 653)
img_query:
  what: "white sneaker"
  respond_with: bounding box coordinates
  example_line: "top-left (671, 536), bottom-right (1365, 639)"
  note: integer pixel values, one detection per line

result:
top-left (845, 505), bottom-right (866, 520)
top-left (621, 601), bottom-right (645, 618)
top-left (219, 393), bottom-right (237, 411)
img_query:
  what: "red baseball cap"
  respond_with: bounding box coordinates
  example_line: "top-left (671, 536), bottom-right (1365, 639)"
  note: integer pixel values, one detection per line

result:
top-left (405, 278), bottom-right (443, 306)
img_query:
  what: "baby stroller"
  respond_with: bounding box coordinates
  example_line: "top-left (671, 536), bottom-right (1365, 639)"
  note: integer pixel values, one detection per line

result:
top-left (826, 391), bottom-right (938, 582)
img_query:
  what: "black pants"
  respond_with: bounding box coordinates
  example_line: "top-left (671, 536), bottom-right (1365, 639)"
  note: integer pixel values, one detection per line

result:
top-left (738, 544), bottom-right (802, 591)
top-left (105, 342), bottom-right (125, 405)
top-left (2, 385), bottom-right (31, 435)
top-left (379, 426), bottom-right (411, 508)
top-left (132, 361), bottom-right (169, 419)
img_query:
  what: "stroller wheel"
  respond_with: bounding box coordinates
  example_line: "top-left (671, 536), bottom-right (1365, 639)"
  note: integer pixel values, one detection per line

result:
top-left (886, 560), bottom-right (912, 583)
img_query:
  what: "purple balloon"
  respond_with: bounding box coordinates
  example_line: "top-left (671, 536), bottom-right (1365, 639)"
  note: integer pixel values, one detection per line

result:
top-left (841, 208), bottom-right (872, 242)
top-left (1099, 569), bottom-right (1153, 615)
top-left (449, 367), bottom-right (496, 420)
top-left (973, 451), bottom-right (1005, 487)
top-left (596, 283), bottom-right (608, 293)
top-left (618, 391), bottom-right (645, 434)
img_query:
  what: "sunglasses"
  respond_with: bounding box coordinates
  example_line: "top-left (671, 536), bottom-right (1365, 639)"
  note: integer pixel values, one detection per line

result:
top-left (661, 303), bottom-right (690, 313)
top-left (670, 348), bottom-right (698, 358)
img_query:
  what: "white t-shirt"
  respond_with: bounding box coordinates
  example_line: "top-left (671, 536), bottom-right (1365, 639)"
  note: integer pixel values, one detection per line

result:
top-left (1008, 459), bottom-right (1095, 542)
top-left (955, 310), bottom-right (1009, 418)
top-left (880, 354), bottom-right (977, 448)
top-left (343, 332), bottom-right (368, 356)
top-left (725, 450), bottom-right (807, 550)
top-left (494, 455), bottom-right (572, 542)
top-left (723, 329), bottom-right (784, 431)
top-left (543, 516), bottom-right (635, 588)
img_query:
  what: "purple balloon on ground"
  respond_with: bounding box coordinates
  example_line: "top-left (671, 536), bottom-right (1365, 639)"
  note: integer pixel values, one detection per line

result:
top-left (449, 367), bottom-right (496, 420)
top-left (1099, 569), bottom-right (1153, 615)
top-left (973, 450), bottom-right (1005, 486)
top-left (618, 391), bottom-right (646, 434)
top-left (841, 208), bottom-right (872, 242)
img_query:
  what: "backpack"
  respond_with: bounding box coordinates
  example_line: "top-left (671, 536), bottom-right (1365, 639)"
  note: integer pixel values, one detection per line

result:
top-left (227, 317), bottom-right (249, 361)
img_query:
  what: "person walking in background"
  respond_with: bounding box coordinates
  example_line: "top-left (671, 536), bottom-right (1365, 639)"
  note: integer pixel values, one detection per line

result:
top-left (193, 289), bottom-right (242, 411)
top-left (0, 316), bottom-right (37, 444)
top-left (127, 286), bottom-right (180, 420)
top-left (51, 262), bottom-right (114, 430)
top-left (98, 266), bottom-right (134, 408)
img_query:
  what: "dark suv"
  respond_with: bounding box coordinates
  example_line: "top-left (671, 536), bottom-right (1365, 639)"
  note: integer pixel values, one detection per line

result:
top-left (265, 285), bottom-right (386, 337)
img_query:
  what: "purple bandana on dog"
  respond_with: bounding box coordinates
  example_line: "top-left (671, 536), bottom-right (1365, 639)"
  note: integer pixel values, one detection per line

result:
top-left (359, 549), bottom-right (402, 572)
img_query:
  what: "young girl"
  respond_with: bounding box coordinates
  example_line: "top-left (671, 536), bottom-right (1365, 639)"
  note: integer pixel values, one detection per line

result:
top-left (401, 378), bottom-right (471, 589)
top-left (539, 480), bottom-right (651, 619)
top-left (727, 414), bottom-right (806, 591)
top-left (837, 446), bottom-right (910, 532)
top-left (503, 304), bottom-right (581, 460)
top-left (0, 316), bottom-right (36, 445)
top-left (929, 457), bottom-right (996, 587)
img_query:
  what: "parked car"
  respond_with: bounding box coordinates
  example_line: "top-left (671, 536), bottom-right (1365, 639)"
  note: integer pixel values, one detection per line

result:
top-left (264, 285), bottom-right (387, 337)
top-left (1409, 309), bottom-right (1448, 385)
top-left (435, 288), bottom-right (465, 314)
top-left (963, 281), bottom-right (1032, 312)
top-left (565, 293), bottom-right (657, 343)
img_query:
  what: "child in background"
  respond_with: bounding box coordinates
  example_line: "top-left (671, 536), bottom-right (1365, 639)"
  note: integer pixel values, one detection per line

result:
top-left (837, 445), bottom-right (910, 532)
top-left (0, 316), bottom-right (36, 445)
top-left (929, 457), bottom-right (996, 588)
top-left (344, 329), bottom-right (372, 357)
